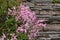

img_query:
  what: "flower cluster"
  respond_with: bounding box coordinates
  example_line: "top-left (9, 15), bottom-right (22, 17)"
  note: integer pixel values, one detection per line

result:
top-left (20, 4), bottom-right (37, 24)
top-left (7, 3), bottom-right (47, 40)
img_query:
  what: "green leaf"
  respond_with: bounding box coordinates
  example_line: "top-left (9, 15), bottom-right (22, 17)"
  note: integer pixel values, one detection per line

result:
top-left (17, 33), bottom-right (28, 40)
top-left (53, 0), bottom-right (60, 3)
top-left (5, 18), bottom-right (15, 25)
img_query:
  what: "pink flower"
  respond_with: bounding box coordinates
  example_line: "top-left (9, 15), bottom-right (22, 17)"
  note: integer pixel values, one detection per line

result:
top-left (24, 29), bottom-right (27, 33)
top-left (24, 23), bottom-right (30, 29)
top-left (28, 34), bottom-right (33, 40)
top-left (1, 33), bottom-right (6, 40)
top-left (16, 27), bottom-right (24, 33)
top-left (37, 20), bottom-right (45, 24)
top-left (16, 27), bottom-right (27, 33)
top-left (42, 23), bottom-right (46, 27)
top-left (11, 36), bottom-right (17, 40)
